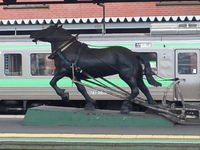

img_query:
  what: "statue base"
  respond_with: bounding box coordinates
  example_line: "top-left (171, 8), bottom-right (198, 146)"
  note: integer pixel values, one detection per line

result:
top-left (22, 106), bottom-right (173, 127)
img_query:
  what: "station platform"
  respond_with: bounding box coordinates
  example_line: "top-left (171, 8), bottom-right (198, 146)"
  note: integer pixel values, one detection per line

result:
top-left (0, 106), bottom-right (199, 149)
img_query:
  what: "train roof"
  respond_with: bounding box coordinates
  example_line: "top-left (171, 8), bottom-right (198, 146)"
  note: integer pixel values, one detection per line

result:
top-left (0, 33), bottom-right (200, 42)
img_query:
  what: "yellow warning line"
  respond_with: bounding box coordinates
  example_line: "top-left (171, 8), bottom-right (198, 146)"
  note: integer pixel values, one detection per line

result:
top-left (0, 134), bottom-right (200, 139)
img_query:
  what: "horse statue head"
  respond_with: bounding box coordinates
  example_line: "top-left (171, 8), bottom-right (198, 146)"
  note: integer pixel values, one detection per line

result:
top-left (30, 24), bottom-right (73, 43)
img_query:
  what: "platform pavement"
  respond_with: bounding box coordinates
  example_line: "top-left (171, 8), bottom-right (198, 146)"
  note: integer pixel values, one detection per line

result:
top-left (0, 107), bottom-right (200, 149)
top-left (0, 115), bottom-right (199, 146)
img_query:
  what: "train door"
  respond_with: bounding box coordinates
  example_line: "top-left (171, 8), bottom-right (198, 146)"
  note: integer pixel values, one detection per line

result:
top-left (175, 49), bottom-right (200, 101)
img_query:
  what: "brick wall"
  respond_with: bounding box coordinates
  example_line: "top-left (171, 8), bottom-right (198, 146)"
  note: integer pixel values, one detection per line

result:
top-left (0, 1), bottom-right (200, 20)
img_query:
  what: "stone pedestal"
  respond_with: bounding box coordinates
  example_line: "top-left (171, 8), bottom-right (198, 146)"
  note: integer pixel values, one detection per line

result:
top-left (22, 106), bottom-right (173, 127)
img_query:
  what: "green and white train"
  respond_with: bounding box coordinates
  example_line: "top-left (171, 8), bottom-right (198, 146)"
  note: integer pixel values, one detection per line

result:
top-left (0, 33), bottom-right (200, 110)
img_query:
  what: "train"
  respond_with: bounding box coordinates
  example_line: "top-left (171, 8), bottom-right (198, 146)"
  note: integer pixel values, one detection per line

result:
top-left (0, 33), bottom-right (200, 111)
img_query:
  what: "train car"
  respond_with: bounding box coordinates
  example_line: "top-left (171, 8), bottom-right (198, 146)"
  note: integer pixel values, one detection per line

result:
top-left (0, 34), bottom-right (200, 111)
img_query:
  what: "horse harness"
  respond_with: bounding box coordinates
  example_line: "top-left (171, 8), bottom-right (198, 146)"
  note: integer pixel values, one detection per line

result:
top-left (48, 35), bottom-right (77, 59)
top-left (48, 37), bottom-right (83, 74)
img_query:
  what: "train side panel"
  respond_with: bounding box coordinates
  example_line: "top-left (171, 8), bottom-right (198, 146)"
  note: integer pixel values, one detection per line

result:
top-left (0, 38), bottom-right (200, 103)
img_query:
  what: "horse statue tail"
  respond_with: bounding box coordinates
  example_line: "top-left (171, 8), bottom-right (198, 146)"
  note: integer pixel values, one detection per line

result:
top-left (136, 54), bottom-right (162, 87)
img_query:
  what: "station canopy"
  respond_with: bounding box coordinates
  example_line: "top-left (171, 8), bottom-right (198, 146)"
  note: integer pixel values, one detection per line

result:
top-left (1, 0), bottom-right (200, 34)
top-left (1, 15), bottom-right (200, 35)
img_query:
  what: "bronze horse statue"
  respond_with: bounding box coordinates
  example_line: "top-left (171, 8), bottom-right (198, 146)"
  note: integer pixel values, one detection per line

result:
top-left (30, 25), bottom-right (161, 113)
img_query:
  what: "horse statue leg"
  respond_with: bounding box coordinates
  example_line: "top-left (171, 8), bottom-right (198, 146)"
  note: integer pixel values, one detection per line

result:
top-left (50, 69), bottom-right (69, 101)
top-left (74, 80), bottom-right (96, 110)
top-left (119, 73), bottom-right (139, 114)
top-left (137, 74), bottom-right (157, 105)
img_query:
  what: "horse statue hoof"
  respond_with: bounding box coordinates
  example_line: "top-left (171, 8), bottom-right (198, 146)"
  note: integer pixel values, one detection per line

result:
top-left (120, 100), bottom-right (132, 114)
top-left (149, 100), bottom-right (157, 105)
top-left (120, 109), bottom-right (130, 114)
top-left (61, 92), bottom-right (69, 102)
top-left (84, 102), bottom-right (95, 111)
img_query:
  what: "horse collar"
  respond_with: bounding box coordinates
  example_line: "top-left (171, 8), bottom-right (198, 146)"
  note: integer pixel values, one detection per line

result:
top-left (60, 40), bottom-right (76, 52)
top-left (48, 37), bottom-right (76, 59)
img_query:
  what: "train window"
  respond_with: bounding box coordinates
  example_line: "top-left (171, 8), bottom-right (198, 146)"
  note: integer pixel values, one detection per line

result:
top-left (4, 54), bottom-right (22, 76)
top-left (31, 53), bottom-right (55, 76)
top-left (140, 52), bottom-right (157, 74)
top-left (178, 52), bottom-right (197, 74)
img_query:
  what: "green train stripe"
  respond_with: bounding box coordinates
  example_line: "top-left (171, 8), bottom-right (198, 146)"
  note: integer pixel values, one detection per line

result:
top-left (0, 44), bottom-right (133, 49)
top-left (89, 43), bottom-right (200, 48)
top-left (0, 78), bottom-right (172, 87)
top-left (0, 45), bottom-right (50, 49)
top-left (0, 78), bottom-right (72, 87)
top-left (1, 43), bottom-right (200, 49)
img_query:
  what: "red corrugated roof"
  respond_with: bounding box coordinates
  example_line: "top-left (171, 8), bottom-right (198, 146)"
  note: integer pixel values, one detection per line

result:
top-left (1, 2), bottom-right (200, 20)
